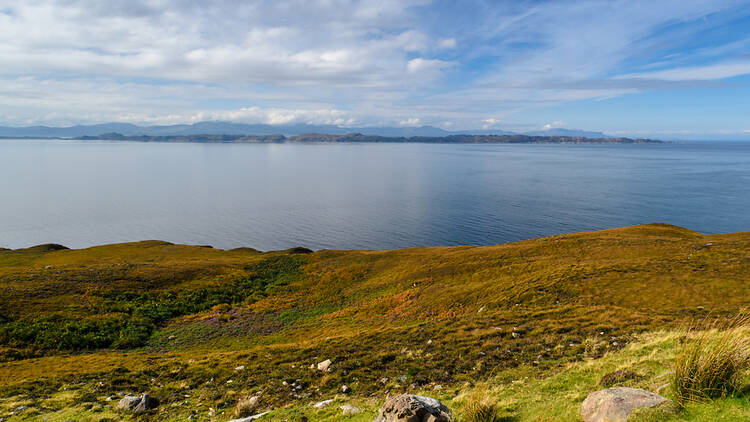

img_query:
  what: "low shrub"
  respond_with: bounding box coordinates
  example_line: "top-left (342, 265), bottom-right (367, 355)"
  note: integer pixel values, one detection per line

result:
top-left (0, 255), bottom-right (306, 351)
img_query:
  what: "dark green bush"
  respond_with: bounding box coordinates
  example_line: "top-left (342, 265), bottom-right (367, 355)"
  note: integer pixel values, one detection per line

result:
top-left (0, 255), bottom-right (305, 351)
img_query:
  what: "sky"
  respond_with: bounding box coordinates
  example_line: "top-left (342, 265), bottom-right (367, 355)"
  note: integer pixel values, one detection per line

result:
top-left (2, 0), bottom-right (750, 138)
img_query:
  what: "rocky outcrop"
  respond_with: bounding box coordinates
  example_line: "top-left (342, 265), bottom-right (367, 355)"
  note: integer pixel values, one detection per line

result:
top-left (374, 394), bottom-right (453, 422)
top-left (581, 387), bottom-right (671, 422)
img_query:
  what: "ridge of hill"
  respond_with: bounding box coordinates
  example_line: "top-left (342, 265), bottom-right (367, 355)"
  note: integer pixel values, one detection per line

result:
top-left (0, 224), bottom-right (748, 420)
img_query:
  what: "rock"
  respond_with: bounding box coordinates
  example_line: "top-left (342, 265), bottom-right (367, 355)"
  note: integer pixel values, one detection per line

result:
top-left (374, 394), bottom-right (454, 422)
top-left (581, 387), bottom-right (671, 422)
top-left (226, 411), bottom-right (269, 421)
top-left (342, 384), bottom-right (351, 394)
top-left (116, 395), bottom-right (142, 411)
top-left (341, 404), bottom-right (361, 415)
top-left (235, 365), bottom-right (245, 371)
top-left (317, 359), bottom-right (332, 372)
top-left (314, 399), bottom-right (334, 409)
top-left (116, 393), bottom-right (157, 413)
top-left (133, 393), bottom-right (157, 413)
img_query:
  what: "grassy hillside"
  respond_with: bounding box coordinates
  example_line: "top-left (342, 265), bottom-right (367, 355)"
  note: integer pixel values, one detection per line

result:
top-left (0, 224), bottom-right (748, 421)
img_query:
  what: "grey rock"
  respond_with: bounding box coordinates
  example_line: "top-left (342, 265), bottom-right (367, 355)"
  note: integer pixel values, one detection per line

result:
top-left (226, 412), bottom-right (269, 421)
top-left (133, 393), bottom-right (157, 413)
top-left (342, 384), bottom-right (352, 394)
top-left (581, 387), bottom-right (670, 422)
top-left (314, 399), bottom-right (334, 409)
top-left (374, 394), bottom-right (454, 422)
top-left (341, 404), bottom-right (361, 415)
top-left (116, 393), bottom-right (157, 413)
top-left (116, 395), bottom-right (142, 411)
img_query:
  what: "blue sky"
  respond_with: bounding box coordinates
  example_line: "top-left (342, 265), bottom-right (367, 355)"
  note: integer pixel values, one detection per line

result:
top-left (1, 0), bottom-right (750, 138)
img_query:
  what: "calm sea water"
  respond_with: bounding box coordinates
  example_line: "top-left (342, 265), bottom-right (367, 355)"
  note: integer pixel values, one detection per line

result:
top-left (1, 139), bottom-right (749, 250)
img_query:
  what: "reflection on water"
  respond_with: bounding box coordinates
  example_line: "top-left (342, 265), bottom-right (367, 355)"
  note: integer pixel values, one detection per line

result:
top-left (1, 139), bottom-right (749, 250)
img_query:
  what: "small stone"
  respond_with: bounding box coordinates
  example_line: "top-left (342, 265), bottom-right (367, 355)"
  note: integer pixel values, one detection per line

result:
top-left (340, 404), bottom-right (361, 415)
top-left (317, 359), bottom-right (332, 372)
top-left (341, 385), bottom-right (351, 394)
top-left (235, 365), bottom-right (245, 371)
top-left (313, 399), bottom-right (334, 409)
top-left (226, 411), bottom-right (269, 421)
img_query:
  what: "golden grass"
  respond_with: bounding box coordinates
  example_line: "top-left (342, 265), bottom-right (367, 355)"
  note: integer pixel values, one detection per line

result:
top-left (1, 224), bottom-right (750, 420)
top-left (460, 388), bottom-right (502, 422)
top-left (672, 315), bottom-right (750, 405)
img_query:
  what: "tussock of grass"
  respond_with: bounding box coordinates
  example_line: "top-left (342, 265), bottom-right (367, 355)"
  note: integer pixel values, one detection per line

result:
top-left (460, 389), bottom-right (502, 422)
top-left (672, 316), bottom-right (750, 406)
top-left (234, 395), bottom-right (261, 417)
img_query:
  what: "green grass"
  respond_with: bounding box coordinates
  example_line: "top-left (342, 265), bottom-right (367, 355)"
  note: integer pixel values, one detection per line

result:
top-left (0, 224), bottom-right (749, 420)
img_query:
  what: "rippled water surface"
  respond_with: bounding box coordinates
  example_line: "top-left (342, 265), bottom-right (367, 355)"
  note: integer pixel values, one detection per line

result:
top-left (2, 139), bottom-right (749, 250)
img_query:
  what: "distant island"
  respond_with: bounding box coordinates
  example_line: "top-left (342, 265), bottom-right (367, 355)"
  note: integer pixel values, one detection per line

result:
top-left (74, 132), bottom-right (663, 144)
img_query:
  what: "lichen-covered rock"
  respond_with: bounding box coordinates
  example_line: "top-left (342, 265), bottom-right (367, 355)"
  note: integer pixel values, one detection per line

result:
top-left (581, 387), bottom-right (670, 422)
top-left (373, 394), bottom-right (453, 422)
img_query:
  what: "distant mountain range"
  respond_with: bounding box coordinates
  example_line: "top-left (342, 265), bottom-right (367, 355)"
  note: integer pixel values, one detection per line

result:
top-left (73, 132), bottom-right (660, 144)
top-left (0, 121), bottom-right (610, 139)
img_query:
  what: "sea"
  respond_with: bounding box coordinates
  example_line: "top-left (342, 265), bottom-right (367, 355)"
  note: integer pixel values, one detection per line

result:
top-left (2, 138), bottom-right (749, 250)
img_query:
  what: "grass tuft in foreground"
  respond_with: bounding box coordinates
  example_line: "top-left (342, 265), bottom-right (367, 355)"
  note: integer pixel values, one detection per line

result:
top-left (671, 315), bottom-right (750, 406)
top-left (459, 388), bottom-right (503, 422)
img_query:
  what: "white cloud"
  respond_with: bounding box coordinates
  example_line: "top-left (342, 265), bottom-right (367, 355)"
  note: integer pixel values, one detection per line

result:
top-left (438, 38), bottom-right (457, 49)
top-left (543, 121), bottom-right (565, 130)
top-left (618, 61), bottom-right (750, 81)
top-left (406, 58), bottom-right (454, 74)
top-left (399, 117), bottom-right (422, 126)
top-left (0, 0), bottom-right (747, 133)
